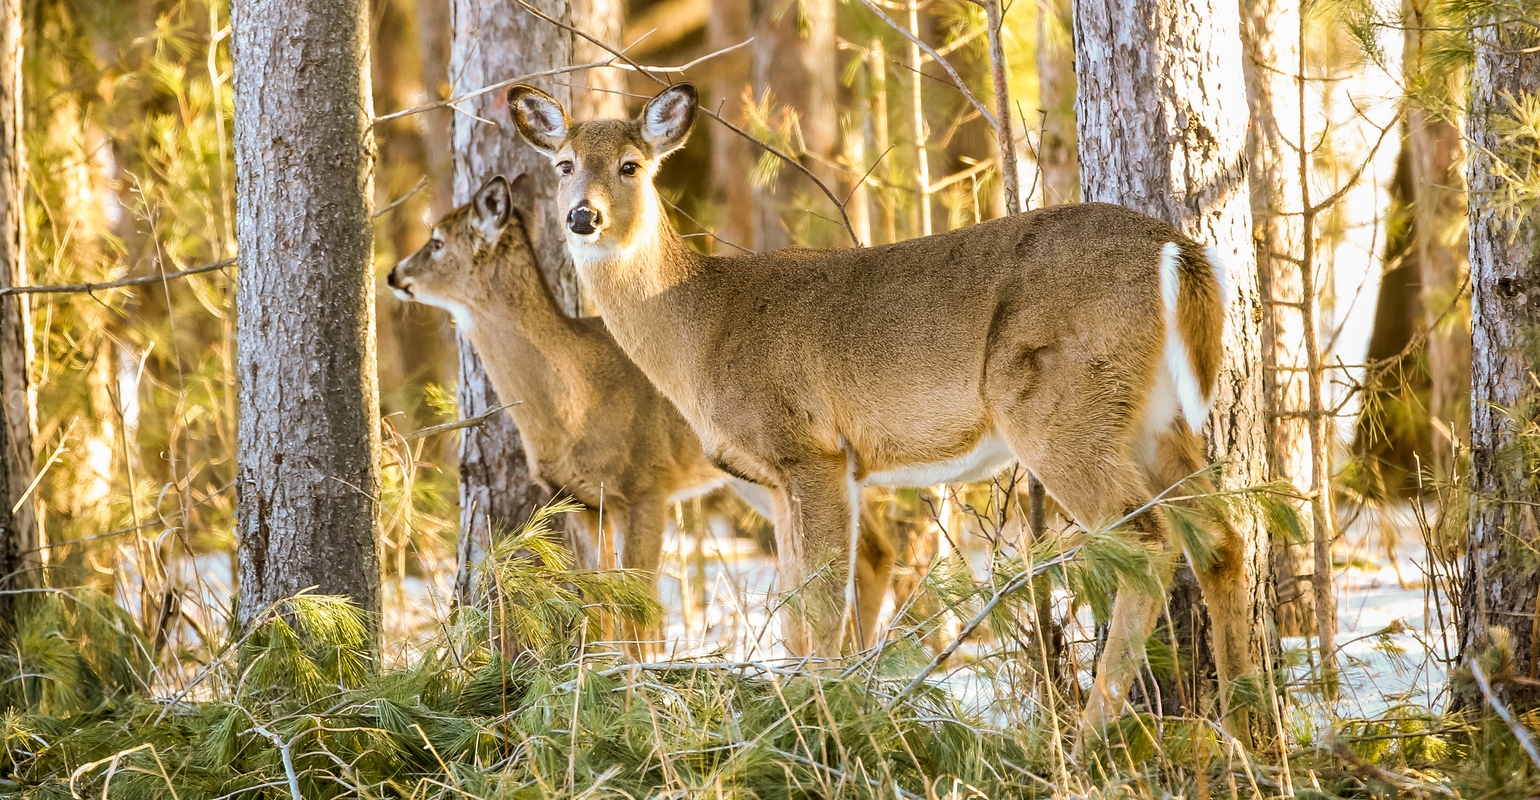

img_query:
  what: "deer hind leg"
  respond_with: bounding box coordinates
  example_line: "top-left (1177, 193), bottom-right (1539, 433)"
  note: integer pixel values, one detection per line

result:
top-left (771, 453), bottom-right (858, 658)
top-left (853, 496), bottom-right (897, 648)
top-left (1144, 423), bottom-right (1257, 743)
top-left (999, 425), bottom-right (1176, 740)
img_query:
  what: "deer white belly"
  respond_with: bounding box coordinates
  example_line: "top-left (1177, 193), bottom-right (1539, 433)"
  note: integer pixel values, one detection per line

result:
top-left (862, 433), bottom-right (1015, 488)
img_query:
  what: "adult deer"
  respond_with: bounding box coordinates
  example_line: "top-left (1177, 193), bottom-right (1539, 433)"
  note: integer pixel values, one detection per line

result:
top-left (388, 174), bottom-right (894, 645)
top-left (508, 82), bottom-right (1254, 738)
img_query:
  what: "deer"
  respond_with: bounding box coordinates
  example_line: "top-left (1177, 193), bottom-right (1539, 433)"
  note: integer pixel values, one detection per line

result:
top-left (506, 81), bottom-right (1257, 742)
top-left (387, 174), bottom-right (894, 648)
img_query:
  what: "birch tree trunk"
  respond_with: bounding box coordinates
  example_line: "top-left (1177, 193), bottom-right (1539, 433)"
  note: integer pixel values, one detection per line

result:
top-left (232, 0), bottom-right (381, 631)
top-left (750, 0), bottom-right (836, 249)
top-left (1462, 19), bottom-right (1540, 705)
top-left (1405, 0), bottom-right (1470, 473)
top-left (1242, 0), bottom-right (1314, 636)
top-left (1074, 0), bottom-right (1270, 715)
top-left (0, 0), bottom-right (35, 625)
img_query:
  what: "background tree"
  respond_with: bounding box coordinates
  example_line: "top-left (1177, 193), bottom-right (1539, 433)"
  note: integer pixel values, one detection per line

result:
top-left (1074, 0), bottom-right (1271, 716)
top-left (231, 0), bottom-right (381, 631)
top-left (0, 0), bottom-right (33, 626)
top-left (1462, 14), bottom-right (1540, 704)
top-left (750, 0), bottom-right (837, 250)
top-left (1405, 0), bottom-right (1470, 475)
top-left (1242, 0), bottom-right (1314, 635)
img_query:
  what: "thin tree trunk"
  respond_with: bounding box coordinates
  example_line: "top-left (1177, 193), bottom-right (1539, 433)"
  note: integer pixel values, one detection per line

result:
top-left (1074, 0), bottom-right (1270, 717)
top-left (750, 0), bottom-right (836, 249)
top-left (0, 0), bottom-right (34, 626)
top-left (232, 0), bottom-right (382, 633)
top-left (1463, 18), bottom-right (1540, 707)
top-left (1242, 0), bottom-right (1314, 637)
top-left (1034, 0), bottom-right (1077, 206)
top-left (1405, 0), bottom-right (1470, 474)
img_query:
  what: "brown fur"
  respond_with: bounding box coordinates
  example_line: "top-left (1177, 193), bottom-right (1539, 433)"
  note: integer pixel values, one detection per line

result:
top-left (389, 176), bottom-right (894, 647)
top-left (508, 83), bottom-right (1254, 739)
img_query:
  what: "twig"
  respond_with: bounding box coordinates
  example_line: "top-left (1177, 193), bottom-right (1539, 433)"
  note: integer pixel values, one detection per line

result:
top-left (1469, 659), bottom-right (1540, 772)
top-left (854, 0), bottom-right (997, 129)
top-left (402, 401), bottom-right (521, 441)
top-left (374, 176), bottom-right (428, 219)
top-left (251, 725), bottom-right (304, 800)
top-left (0, 257), bottom-right (236, 297)
top-left (507, 0), bottom-right (861, 246)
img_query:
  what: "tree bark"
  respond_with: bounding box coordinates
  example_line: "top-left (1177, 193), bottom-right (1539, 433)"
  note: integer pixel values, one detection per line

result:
top-left (1242, 0), bottom-right (1314, 636)
top-left (1034, 0), bottom-right (1078, 206)
top-left (750, 0), bottom-right (836, 249)
top-left (449, 0), bottom-right (583, 584)
top-left (0, 0), bottom-right (35, 626)
top-left (232, 0), bottom-right (382, 633)
top-left (1462, 18), bottom-right (1540, 706)
top-left (1405, 0), bottom-right (1470, 474)
top-left (570, 0), bottom-right (625, 120)
top-left (1074, 0), bottom-right (1270, 715)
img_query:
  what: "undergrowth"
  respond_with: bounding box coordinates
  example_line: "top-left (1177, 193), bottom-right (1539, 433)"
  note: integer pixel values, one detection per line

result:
top-left (0, 501), bottom-right (1535, 799)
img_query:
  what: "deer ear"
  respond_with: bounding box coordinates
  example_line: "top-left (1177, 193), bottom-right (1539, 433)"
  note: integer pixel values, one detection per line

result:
top-left (639, 83), bottom-right (697, 158)
top-left (473, 175), bottom-right (512, 242)
top-left (507, 173), bottom-right (537, 212)
top-left (507, 85), bottom-right (570, 156)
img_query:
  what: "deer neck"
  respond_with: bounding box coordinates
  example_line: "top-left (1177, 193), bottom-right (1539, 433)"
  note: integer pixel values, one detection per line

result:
top-left (456, 233), bottom-right (583, 428)
top-left (571, 187), bottom-right (703, 308)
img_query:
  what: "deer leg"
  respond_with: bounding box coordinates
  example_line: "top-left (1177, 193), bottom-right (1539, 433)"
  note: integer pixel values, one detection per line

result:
top-left (772, 454), bottom-right (858, 658)
top-left (1146, 424), bottom-right (1257, 744)
top-left (616, 498), bottom-right (667, 658)
top-left (853, 498), bottom-right (896, 649)
top-left (999, 422), bottom-right (1174, 743)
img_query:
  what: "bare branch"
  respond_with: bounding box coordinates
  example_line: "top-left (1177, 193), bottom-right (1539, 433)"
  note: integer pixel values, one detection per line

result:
top-left (403, 401), bottom-right (522, 441)
top-left (0, 257), bottom-right (237, 298)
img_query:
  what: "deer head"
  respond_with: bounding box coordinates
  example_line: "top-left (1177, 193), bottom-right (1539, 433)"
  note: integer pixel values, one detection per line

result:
top-left (507, 82), bottom-right (697, 271)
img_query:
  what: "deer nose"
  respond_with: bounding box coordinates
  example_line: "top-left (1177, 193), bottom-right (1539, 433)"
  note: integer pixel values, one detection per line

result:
top-left (387, 266), bottom-right (405, 289)
top-left (567, 203), bottom-right (602, 235)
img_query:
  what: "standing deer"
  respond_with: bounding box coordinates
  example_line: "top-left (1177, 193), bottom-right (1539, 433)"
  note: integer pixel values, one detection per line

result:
top-left (387, 174), bottom-right (894, 646)
top-left (507, 82), bottom-right (1256, 739)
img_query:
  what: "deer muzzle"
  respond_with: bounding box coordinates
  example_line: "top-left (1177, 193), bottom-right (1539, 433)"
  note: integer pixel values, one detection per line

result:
top-left (567, 202), bottom-right (603, 236)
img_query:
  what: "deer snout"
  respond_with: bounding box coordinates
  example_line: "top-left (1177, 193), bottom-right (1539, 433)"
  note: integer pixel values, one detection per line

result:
top-left (567, 202), bottom-right (603, 236)
top-left (387, 263), bottom-right (413, 300)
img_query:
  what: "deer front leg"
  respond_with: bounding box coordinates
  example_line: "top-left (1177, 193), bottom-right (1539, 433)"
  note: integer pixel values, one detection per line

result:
top-left (618, 498), bottom-right (667, 658)
top-left (773, 454), bottom-right (858, 658)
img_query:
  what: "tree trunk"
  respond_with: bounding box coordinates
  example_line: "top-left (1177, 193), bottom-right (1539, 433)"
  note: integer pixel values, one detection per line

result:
top-left (449, 0), bottom-right (584, 589)
top-left (1034, 0), bottom-right (1077, 206)
top-left (708, 0), bottom-right (756, 252)
top-left (1074, 0), bottom-right (1270, 717)
top-left (231, 0), bottom-right (382, 632)
top-left (416, 0), bottom-right (455, 220)
top-left (0, 0), bottom-right (34, 626)
top-left (570, 0), bottom-right (625, 120)
top-left (1405, 1), bottom-right (1470, 475)
top-left (1242, 0), bottom-right (1314, 636)
top-left (1462, 19), bottom-right (1540, 707)
top-left (750, 0), bottom-right (836, 249)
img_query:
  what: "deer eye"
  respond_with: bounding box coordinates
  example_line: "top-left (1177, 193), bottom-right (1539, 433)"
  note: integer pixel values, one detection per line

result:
top-left (620, 162), bottom-right (640, 177)
top-left (430, 237), bottom-right (445, 253)
top-left (558, 160), bottom-right (574, 175)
